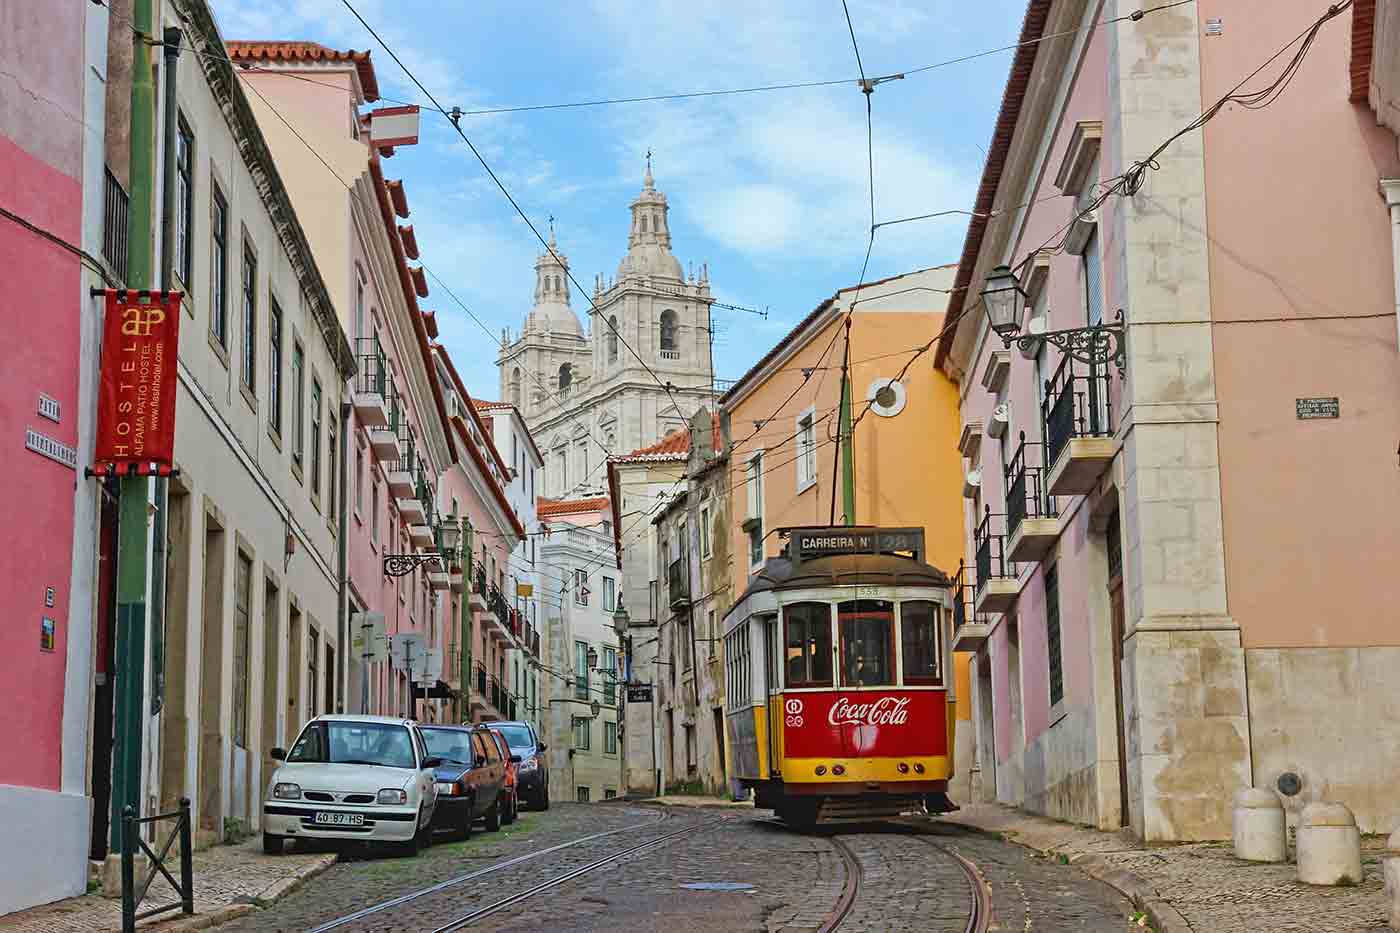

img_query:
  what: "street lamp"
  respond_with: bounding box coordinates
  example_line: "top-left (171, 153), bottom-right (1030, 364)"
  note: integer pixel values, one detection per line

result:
top-left (611, 599), bottom-right (629, 638)
top-left (439, 518), bottom-right (462, 557)
top-left (980, 263), bottom-right (1126, 374)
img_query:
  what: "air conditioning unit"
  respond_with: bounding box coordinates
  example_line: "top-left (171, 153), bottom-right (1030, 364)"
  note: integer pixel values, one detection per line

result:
top-left (1019, 315), bottom-right (1047, 360)
top-left (963, 467), bottom-right (982, 500)
top-left (987, 403), bottom-right (1010, 440)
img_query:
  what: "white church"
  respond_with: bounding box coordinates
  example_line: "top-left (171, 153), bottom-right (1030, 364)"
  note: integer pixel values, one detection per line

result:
top-left (496, 160), bottom-right (717, 497)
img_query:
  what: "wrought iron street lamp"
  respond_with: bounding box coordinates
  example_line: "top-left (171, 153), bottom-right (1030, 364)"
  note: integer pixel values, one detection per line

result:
top-left (383, 518), bottom-right (461, 578)
top-left (980, 263), bottom-right (1126, 374)
top-left (611, 599), bottom-right (629, 638)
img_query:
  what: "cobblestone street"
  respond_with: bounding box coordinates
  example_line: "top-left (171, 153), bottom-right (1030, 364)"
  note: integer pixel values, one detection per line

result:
top-left (210, 803), bottom-right (1138, 932)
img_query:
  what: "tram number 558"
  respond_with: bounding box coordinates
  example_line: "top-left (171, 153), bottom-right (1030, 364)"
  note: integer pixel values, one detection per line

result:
top-left (784, 698), bottom-right (804, 728)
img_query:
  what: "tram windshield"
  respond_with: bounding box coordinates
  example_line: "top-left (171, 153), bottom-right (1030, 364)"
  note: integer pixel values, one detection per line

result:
top-left (784, 602), bottom-right (832, 687)
top-left (900, 600), bottom-right (943, 685)
top-left (838, 600), bottom-right (896, 687)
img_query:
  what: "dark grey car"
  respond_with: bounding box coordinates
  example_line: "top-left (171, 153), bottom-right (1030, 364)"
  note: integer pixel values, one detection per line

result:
top-left (488, 721), bottom-right (549, 810)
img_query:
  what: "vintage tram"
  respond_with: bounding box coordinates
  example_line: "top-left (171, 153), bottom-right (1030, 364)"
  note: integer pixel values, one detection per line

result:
top-left (723, 526), bottom-right (955, 825)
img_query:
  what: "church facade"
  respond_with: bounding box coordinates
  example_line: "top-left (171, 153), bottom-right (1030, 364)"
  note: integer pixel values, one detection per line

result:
top-left (497, 162), bottom-right (716, 497)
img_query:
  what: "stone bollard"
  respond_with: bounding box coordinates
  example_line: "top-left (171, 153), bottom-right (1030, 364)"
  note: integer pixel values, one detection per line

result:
top-left (1232, 788), bottom-right (1287, 863)
top-left (1384, 829), bottom-right (1400, 929)
top-left (1296, 801), bottom-right (1362, 886)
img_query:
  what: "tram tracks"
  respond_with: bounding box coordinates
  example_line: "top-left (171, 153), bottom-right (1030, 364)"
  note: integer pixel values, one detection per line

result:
top-left (819, 826), bottom-right (992, 933)
top-left (308, 807), bottom-right (724, 932)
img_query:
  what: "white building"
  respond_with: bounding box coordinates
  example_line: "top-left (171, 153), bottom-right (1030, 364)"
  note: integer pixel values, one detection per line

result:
top-left (536, 497), bottom-right (621, 803)
top-left (497, 161), bottom-right (717, 498)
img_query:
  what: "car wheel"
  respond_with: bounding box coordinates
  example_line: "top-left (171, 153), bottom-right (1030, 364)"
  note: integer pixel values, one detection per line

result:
top-left (484, 798), bottom-right (501, 832)
top-left (262, 832), bottom-right (283, 855)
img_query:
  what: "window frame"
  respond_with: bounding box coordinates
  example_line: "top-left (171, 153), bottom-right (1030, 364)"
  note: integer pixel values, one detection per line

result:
top-left (175, 115), bottom-right (195, 286)
top-left (699, 500), bottom-right (712, 560)
top-left (1046, 563), bottom-right (1064, 707)
top-left (602, 576), bottom-right (615, 612)
top-left (232, 550), bottom-right (252, 748)
top-left (268, 298), bottom-right (283, 437)
top-left (659, 309), bottom-right (678, 352)
top-left (837, 599), bottom-right (897, 689)
top-left (291, 341), bottom-right (306, 467)
top-left (603, 719), bottom-right (618, 755)
top-left (210, 183), bottom-right (228, 347)
top-left (572, 715), bottom-right (591, 751)
top-left (783, 601), bottom-right (834, 689)
top-left (744, 451), bottom-right (765, 569)
top-left (240, 237), bottom-right (258, 394)
top-left (795, 406), bottom-right (817, 491)
top-left (898, 600), bottom-right (944, 687)
top-left (574, 640), bottom-right (589, 699)
top-left (310, 377), bottom-right (323, 499)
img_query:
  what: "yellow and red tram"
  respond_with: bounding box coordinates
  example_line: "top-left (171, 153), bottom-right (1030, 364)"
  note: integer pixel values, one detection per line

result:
top-left (723, 526), bottom-right (956, 825)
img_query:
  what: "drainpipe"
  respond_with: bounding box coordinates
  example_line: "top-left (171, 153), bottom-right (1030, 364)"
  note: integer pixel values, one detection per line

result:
top-left (337, 400), bottom-right (350, 712)
top-left (148, 27), bottom-right (181, 720)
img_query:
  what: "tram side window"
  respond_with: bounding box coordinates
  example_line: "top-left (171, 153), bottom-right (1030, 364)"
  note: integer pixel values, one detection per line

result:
top-left (900, 600), bottom-right (943, 685)
top-left (784, 602), bottom-right (832, 688)
top-left (725, 628), bottom-right (752, 709)
top-left (838, 600), bottom-right (896, 687)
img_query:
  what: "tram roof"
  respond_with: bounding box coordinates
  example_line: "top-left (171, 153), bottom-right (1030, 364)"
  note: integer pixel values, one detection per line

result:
top-left (734, 551), bottom-right (951, 605)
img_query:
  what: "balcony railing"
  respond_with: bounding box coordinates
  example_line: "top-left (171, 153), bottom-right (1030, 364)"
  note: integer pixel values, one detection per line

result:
top-left (355, 336), bottom-right (387, 397)
top-left (951, 560), bottom-right (973, 632)
top-left (667, 557), bottom-right (690, 609)
top-left (102, 167), bottom-right (129, 282)
top-left (1043, 352), bottom-right (1113, 472)
top-left (974, 508), bottom-right (1012, 594)
top-left (1005, 431), bottom-right (1056, 540)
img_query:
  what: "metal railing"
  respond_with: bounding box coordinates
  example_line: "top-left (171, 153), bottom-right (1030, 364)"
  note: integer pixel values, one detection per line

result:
top-left (103, 167), bottom-right (130, 282)
top-left (475, 662), bottom-right (488, 698)
top-left (1005, 431), bottom-right (1056, 539)
top-left (355, 336), bottom-right (387, 397)
top-left (1043, 352), bottom-right (1113, 472)
top-left (474, 565), bottom-right (487, 595)
top-left (667, 557), bottom-right (690, 608)
top-left (487, 584), bottom-right (510, 626)
top-left (121, 800), bottom-right (193, 932)
top-left (974, 508), bottom-right (1013, 595)
top-left (385, 387), bottom-right (402, 434)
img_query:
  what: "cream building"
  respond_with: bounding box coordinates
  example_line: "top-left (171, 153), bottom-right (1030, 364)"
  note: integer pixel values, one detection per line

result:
top-left (497, 161), bottom-right (716, 497)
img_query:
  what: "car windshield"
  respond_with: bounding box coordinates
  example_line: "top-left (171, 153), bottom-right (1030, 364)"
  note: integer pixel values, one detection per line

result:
top-left (287, 721), bottom-right (416, 769)
top-left (493, 724), bottom-right (535, 752)
top-left (419, 728), bottom-right (477, 766)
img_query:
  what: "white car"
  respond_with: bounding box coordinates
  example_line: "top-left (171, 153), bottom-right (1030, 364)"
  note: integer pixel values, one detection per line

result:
top-left (262, 715), bottom-right (441, 855)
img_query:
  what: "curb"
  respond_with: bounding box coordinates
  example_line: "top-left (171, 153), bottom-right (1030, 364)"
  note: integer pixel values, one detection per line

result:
top-left (149, 852), bottom-right (338, 931)
top-left (251, 852), bottom-right (339, 907)
top-left (956, 823), bottom-right (1192, 933)
top-left (144, 904), bottom-right (255, 931)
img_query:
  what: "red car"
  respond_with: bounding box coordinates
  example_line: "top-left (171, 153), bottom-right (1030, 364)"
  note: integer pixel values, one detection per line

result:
top-left (485, 726), bottom-right (519, 825)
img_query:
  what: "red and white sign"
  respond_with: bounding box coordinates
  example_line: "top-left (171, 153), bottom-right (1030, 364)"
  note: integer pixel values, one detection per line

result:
top-left (783, 690), bottom-right (947, 759)
top-left (93, 290), bottom-right (182, 475)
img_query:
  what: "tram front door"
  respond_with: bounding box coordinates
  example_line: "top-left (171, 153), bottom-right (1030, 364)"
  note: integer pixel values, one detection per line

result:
top-left (763, 617), bottom-right (781, 776)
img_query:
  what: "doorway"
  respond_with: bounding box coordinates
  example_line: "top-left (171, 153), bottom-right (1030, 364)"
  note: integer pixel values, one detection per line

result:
top-left (1106, 509), bottom-right (1130, 828)
top-left (287, 606), bottom-right (303, 738)
top-left (261, 579), bottom-right (280, 766)
top-left (88, 484), bottom-right (120, 860)
top-left (158, 488), bottom-right (191, 814)
top-left (197, 512), bottom-right (227, 834)
top-left (975, 656), bottom-right (996, 802)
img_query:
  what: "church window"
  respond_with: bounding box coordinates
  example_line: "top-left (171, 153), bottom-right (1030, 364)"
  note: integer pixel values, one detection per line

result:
top-left (558, 363), bottom-right (572, 391)
top-left (659, 310), bottom-right (678, 353)
top-left (509, 367), bottom-right (521, 406)
top-left (641, 215), bottom-right (649, 233)
top-left (607, 316), bottom-right (618, 363)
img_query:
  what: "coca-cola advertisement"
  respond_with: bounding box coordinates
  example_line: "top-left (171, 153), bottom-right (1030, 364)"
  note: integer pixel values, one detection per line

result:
top-left (782, 690), bottom-right (947, 759)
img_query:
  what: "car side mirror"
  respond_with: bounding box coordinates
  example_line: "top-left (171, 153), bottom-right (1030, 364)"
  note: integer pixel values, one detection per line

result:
top-left (537, 743), bottom-right (547, 753)
top-left (510, 755), bottom-right (522, 764)
top-left (422, 756), bottom-right (443, 769)
top-left (270, 747), bottom-right (286, 761)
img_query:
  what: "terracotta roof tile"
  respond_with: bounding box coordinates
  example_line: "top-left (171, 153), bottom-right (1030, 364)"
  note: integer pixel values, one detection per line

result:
top-left (398, 224), bottom-right (419, 259)
top-left (410, 265), bottom-right (429, 298)
top-left (225, 41), bottom-right (380, 102)
top-left (474, 399), bottom-right (512, 411)
top-left (537, 496), bottom-right (611, 518)
top-left (1352, 0), bottom-right (1376, 103)
top-left (612, 428), bottom-right (691, 463)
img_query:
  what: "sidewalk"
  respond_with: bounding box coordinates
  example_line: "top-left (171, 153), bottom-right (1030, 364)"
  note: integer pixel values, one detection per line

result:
top-left (644, 794), bottom-right (756, 809)
top-left (0, 839), bottom-right (335, 932)
top-left (943, 802), bottom-right (1390, 933)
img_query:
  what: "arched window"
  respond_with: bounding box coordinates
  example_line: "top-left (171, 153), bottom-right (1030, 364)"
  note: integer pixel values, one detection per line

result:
top-left (607, 315), bottom-right (618, 363)
top-left (659, 309), bottom-right (678, 352)
top-left (641, 214), bottom-right (650, 233)
top-left (558, 363), bottom-right (572, 391)
top-left (509, 367), bottom-right (521, 406)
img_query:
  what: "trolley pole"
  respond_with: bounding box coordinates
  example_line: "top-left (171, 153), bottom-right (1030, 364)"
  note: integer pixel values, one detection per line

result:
top-left (838, 319), bottom-right (856, 526)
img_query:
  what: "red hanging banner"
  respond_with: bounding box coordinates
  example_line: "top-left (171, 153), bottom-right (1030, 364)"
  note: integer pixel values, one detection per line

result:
top-left (92, 289), bottom-right (183, 475)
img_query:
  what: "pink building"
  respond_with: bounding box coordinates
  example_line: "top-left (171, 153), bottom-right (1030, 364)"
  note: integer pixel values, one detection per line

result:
top-left (0, 0), bottom-right (101, 912)
top-left (939, 0), bottom-right (1400, 841)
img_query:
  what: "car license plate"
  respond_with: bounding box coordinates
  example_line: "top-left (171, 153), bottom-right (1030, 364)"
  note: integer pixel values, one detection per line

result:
top-left (313, 812), bottom-right (364, 826)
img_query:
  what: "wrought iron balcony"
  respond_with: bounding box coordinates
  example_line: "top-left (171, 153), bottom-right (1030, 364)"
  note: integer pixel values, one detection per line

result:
top-left (369, 388), bottom-right (402, 461)
top-left (667, 557), bottom-right (690, 610)
top-left (974, 508), bottom-right (1018, 615)
top-left (1043, 352), bottom-right (1115, 496)
top-left (950, 559), bottom-right (991, 652)
top-left (1005, 432), bottom-right (1059, 563)
top-left (353, 336), bottom-right (390, 427)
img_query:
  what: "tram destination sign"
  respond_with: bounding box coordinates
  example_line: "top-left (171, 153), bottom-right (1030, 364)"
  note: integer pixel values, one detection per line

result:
top-left (790, 526), bottom-right (924, 564)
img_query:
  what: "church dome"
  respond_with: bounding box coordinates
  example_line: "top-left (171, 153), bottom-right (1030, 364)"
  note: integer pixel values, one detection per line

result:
top-left (524, 225), bottom-right (583, 337)
top-left (617, 158), bottom-right (684, 282)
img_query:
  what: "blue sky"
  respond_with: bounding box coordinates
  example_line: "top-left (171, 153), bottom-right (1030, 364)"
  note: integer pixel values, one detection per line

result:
top-left (212, 0), bottom-right (1028, 401)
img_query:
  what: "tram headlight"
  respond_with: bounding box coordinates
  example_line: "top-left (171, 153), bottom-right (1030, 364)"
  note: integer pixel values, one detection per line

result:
top-left (897, 762), bottom-right (910, 774)
top-left (815, 765), bottom-right (827, 776)
top-left (832, 764), bottom-right (846, 776)
top-left (913, 763), bottom-right (925, 774)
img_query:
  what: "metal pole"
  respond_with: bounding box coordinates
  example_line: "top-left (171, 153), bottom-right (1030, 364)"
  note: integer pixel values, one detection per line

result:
top-left (120, 806), bottom-right (136, 932)
top-left (337, 402), bottom-right (350, 712)
top-left (111, 0), bottom-right (157, 854)
top-left (359, 615), bottom-right (372, 714)
top-left (178, 798), bottom-right (193, 915)
top-left (652, 683), bottom-right (660, 795)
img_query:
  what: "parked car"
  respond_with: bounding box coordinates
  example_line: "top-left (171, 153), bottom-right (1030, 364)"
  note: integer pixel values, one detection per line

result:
top-left (484, 726), bottom-right (519, 824)
top-left (419, 724), bottom-right (506, 838)
top-left (488, 720), bottom-right (548, 810)
top-left (262, 715), bottom-right (440, 856)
